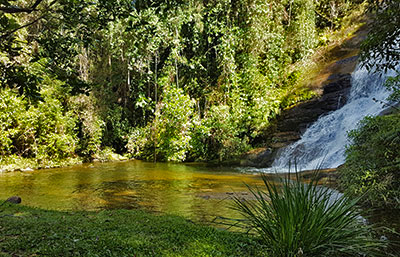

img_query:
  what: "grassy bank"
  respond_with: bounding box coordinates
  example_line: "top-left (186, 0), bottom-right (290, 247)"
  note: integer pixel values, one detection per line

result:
top-left (0, 203), bottom-right (265, 257)
top-left (0, 150), bottom-right (129, 173)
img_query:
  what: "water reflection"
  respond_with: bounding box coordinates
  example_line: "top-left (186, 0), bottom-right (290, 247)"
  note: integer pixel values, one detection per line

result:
top-left (0, 161), bottom-right (266, 223)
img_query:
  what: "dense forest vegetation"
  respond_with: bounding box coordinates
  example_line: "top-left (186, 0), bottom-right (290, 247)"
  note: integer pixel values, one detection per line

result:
top-left (340, 0), bottom-right (400, 208)
top-left (0, 0), bottom-right (363, 168)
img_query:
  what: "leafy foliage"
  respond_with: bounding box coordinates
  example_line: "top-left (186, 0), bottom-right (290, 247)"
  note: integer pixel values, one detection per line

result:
top-left (340, 114), bottom-right (400, 208)
top-left (0, 82), bottom-right (77, 166)
top-left (68, 94), bottom-right (104, 159)
top-left (127, 86), bottom-right (194, 162)
top-left (0, 0), bottom-right (362, 166)
top-left (200, 105), bottom-right (250, 161)
top-left (360, 0), bottom-right (400, 73)
top-left (360, 0), bottom-right (400, 104)
top-left (233, 174), bottom-right (386, 256)
top-left (385, 73), bottom-right (400, 102)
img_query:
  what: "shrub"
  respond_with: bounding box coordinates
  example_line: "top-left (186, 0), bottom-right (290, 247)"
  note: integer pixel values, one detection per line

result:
top-left (0, 85), bottom-right (77, 164)
top-left (0, 88), bottom-right (27, 156)
top-left (197, 105), bottom-right (250, 161)
top-left (34, 81), bottom-right (77, 161)
top-left (232, 174), bottom-right (386, 257)
top-left (127, 86), bottom-right (194, 162)
top-left (69, 93), bottom-right (104, 158)
top-left (339, 113), bottom-right (400, 208)
top-left (126, 126), bottom-right (153, 160)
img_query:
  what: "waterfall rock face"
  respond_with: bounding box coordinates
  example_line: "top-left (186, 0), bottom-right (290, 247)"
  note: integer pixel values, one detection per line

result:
top-left (271, 63), bottom-right (393, 171)
top-left (277, 73), bottom-right (352, 134)
top-left (241, 59), bottom-right (356, 168)
top-left (241, 25), bottom-right (372, 169)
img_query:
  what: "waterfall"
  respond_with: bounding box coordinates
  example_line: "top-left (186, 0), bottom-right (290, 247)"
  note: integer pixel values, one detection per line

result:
top-left (269, 63), bottom-right (396, 172)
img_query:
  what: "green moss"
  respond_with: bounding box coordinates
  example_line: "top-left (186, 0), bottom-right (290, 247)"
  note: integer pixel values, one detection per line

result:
top-left (0, 204), bottom-right (266, 256)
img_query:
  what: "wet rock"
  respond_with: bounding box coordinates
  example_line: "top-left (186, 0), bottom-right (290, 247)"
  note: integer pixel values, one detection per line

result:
top-left (270, 132), bottom-right (301, 148)
top-left (277, 73), bottom-right (352, 133)
top-left (20, 167), bottom-right (34, 172)
top-left (324, 74), bottom-right (351, 94)
top-left (334, 55), bottom-right (358, 65)
top-left (378, 102), bottom-right (400, 116)
top-left (242, 71), bottom-right (353, 168)
top-left (240, 147), bottom-right (277, 167)
top-left (6, 196), bottom-right (22, 204)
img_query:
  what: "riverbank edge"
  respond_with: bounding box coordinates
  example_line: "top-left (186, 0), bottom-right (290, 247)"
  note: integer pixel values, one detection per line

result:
top-left (0, 152), bottom-right (130, 173)
top-left (0, 203), bottom-right (266, 256)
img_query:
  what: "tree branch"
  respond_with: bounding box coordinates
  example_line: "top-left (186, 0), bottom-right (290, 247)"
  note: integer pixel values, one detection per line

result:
top-left (0, 0), bottom-right (44, 14)
top-left (0, 14), bottom-right (46, 40)
top-left (0, 0), bottom-right (58, 40)
top-left (30, 0), bottom-right (44, 11)
top-left (0, 6), bottom-right (32, 13)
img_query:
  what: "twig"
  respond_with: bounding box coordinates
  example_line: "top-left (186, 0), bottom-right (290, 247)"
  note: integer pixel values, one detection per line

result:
top-left (372, 98), bottom-right (400, 111)
top-left (0, 0), bottom-right (58, 40)
top-left (0, 14), bottom-right (46, 40)
top-left (0, 0), bottom-right (44, 14)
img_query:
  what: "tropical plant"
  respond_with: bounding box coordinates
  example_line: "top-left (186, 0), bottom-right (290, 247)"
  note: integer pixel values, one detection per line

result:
top-left (127, 86), bottom-right (194, 162)
top-left (232, 173), bottom-right (386, 257)
top-left (0, 80), bottom-right (78, 165)
top-left (340, 114), bottom-right (400, 208)
top-left (0, 0), bottom-right (366, 167)
top-left (360, 0), bottom-right (400, 106)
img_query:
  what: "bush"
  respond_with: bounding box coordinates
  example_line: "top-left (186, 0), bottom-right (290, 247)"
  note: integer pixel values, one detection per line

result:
top-left (69, 94), bottom-right (104, 158)
top-left (232, 174), bottom-right (386, 257)
top-left (339, 114), bottom-right (400, 208)
top-left (126, 126), bottom-right (154, 160)
top-left (126, 90), bottom-right (251, 162)
top-left (34, 80), bottom-right (77, 161)
top-left (0, 79), bottom-right (78, 168)
top-left (0, 88), bottom-right (28, 156)
top-left (127, 86), bottom-right (194, 162)
top-left (196, 105), bottom-right (250, 161)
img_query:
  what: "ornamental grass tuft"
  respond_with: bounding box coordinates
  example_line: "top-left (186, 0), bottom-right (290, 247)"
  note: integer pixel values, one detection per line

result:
top-left (232, 172), bottom-right (387, 257)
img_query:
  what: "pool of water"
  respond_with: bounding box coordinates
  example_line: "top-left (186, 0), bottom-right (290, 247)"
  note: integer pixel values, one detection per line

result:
top-left (0, 160), bottom-right (271, 223)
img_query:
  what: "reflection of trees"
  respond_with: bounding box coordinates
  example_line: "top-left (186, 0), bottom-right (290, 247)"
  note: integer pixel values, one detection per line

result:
top-left (0, 161), bottom-right (264, 223)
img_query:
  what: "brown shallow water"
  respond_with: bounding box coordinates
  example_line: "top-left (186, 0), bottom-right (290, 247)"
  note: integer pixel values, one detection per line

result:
top-left (0, 160), bottom-right (273, 223)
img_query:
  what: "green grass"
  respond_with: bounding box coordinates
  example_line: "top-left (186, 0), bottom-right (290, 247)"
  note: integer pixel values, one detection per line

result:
top-left (0, 204), bottom-right (266, 257)
top-left (232, 174), bottom-right (387, 257)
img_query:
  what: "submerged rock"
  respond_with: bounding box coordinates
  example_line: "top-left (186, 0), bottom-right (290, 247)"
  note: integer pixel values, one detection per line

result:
top-left (20, 167), bottom-right (34, 172)
top-left (240, 148), bottom-right (276, 167)
top-left (6, 196), bottom-right (22, 204)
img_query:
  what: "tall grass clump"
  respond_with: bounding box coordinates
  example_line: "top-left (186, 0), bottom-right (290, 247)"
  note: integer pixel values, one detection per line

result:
top-left (232, 173), bottom-right (386, 257)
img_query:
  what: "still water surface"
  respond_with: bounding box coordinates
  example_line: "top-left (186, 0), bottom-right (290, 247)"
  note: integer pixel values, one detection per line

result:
top-left (0, 161), bottom-right (269, 223)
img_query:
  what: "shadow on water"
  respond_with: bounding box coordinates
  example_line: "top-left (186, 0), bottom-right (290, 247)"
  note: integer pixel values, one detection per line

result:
top-left (367, 208), bottom-right (400, 254)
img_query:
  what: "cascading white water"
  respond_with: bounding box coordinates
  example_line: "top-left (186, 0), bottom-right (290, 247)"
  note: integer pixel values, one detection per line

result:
top-left (269, 63), bottom-right (396, 172)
